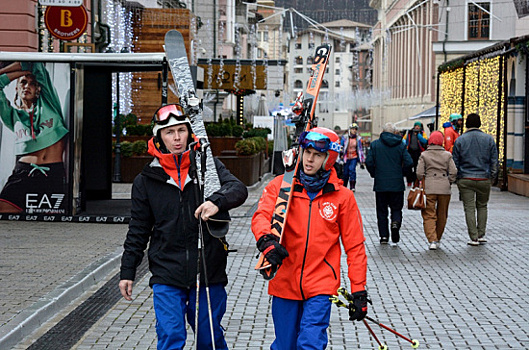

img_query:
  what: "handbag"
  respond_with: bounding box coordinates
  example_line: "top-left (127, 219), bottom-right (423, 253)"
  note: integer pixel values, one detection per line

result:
top-left (407, 178), bottom-right (426, 210)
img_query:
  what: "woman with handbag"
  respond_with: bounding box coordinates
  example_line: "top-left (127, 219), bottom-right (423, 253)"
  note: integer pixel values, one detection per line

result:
top-left (416, 131), bottom-right (457, 250)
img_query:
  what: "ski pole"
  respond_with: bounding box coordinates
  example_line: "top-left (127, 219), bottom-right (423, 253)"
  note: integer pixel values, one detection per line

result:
top-left (364, 316), bottom-right (419, 348)
top-left (363, 319), bottom-right (388, 350)
top-left (332, 288), bottom-right (420, 348)
top-left (329, 295), bottom-right (388, 350)
top-left (198, 139), bottom-right (216, 350)
top-left (189, 142), bottom-right (216, 350)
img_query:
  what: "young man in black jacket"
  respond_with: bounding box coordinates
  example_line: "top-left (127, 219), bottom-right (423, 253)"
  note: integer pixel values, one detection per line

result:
top-left (119, 104), bottom-right (248, 350)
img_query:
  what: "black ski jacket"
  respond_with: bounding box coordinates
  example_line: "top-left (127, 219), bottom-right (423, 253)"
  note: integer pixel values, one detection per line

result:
top-left (120, 156), bottom-right (248, 288)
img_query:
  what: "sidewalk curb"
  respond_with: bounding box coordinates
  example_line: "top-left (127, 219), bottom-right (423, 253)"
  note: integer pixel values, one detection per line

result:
top-left (0, 247), bottom-right (123, 349)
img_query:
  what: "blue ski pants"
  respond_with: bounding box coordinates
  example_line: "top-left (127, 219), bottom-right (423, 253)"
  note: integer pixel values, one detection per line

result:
top-left (343, 158), bottom-right (358, 184)
top-left (152, 283), bottom-right (228, 350)
top-left (270, 295), bottom-right (332, 350)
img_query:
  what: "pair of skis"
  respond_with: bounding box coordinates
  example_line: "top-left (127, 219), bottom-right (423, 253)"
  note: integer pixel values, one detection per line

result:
top-left (254, 43), bottom-right (332, 279)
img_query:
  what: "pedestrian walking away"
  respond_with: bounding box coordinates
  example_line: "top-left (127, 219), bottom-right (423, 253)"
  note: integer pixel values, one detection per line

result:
top-left (341, 123), bottom-right (366, 191)
top-left (452, 113), bottom-right (498, 246)
top-left (366, 122), bottom-right (413, 244)
top-left (118, 103), bottom-right (248, 350)
top-left (402, 121), bottom-right (428, 186)
top-left (416, 131), bottom-right (457, 250)
top-left (251, 127), bottom-right (368, 350)
top-left (442, 113), bottom-right (462, 153)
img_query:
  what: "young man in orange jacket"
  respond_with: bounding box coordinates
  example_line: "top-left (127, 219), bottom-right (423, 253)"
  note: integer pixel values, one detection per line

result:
top-left (251, 127), bottom-right (368, 349)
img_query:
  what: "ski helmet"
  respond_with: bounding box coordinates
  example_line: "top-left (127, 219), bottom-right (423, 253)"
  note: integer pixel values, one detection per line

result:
top-left (299, 127), bottom-right (342, 171)
top-left (152, 103), bottom-right (192, 136)
top-left (349, 123), bottom-right (359, 130)
top-left (449, 113), bottom-right (462, 122)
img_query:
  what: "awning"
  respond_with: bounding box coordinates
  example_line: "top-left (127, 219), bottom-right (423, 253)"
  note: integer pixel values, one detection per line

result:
top-left (409, 105), bottom-right (438, 120)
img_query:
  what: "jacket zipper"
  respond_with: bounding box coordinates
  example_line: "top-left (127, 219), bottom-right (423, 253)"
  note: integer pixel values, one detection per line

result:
top-left (299, 199), bottom-right (313, 301)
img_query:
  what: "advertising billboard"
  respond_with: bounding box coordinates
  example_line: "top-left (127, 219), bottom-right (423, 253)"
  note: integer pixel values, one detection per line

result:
top-left (0, 61), bottom-right (71, 215)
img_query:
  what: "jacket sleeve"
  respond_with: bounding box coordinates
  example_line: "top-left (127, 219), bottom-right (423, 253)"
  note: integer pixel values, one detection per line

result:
top-left (452, 140), bottom-right (460, 170)
top-left (206, 158), bottom-right (248, 212)
top-left (339, 195), bottom-right (367, 293)
top-left (489, 138), bottom-right (499, 180)
top-left (448, 155), bottom-right (457, 183)
top-left (120, 175), bottom-right (154, 281)
top-left (416, 154), bottom-right (425, 179)
top-left (251, 176), bottom-right (281, 241)
top-left (365, 142), bottom-right (375, 178)
top-left (402, 145), bottom-right (413, 170)
top-left (418, 131), bottom-right (428, 146)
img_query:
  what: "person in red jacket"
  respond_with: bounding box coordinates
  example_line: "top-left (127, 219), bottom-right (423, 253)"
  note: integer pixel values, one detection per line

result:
top-left (251, 127), bottom-right (368, 350)
top-left (442, 113), bottom-right (462, 153)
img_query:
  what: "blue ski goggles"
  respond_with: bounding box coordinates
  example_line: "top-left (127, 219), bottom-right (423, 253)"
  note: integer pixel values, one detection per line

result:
top-left (299, 131), bottom-right (342, 153)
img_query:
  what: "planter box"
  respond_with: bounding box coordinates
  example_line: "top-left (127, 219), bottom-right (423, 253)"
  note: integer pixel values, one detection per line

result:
top-left (217, 152), bottom-right (261, 186)
top-left (508, 174), bottom-right (529, 197)
top-left (114, 155), bottom-right (153, 183)
top-left (209, 137), bottom-right (242, 157)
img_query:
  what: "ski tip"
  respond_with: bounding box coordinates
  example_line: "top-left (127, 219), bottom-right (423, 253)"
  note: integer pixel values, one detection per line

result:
top-left (164, 29), bottom-right (183, 41)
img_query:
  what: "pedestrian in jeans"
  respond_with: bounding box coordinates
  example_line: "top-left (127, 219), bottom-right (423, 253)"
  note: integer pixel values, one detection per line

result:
top-left (452, 113), bottom-right (498, 246)
top-left (366, 122), bottom-right (413, 244)
top-left (251, 127), bottom-right (368, 349)
top-left (341, 123), bottom-right (365, 191)
top-left (416, 131), bottom-right (457, 250)
top-left (119, 104), bottom-right (248, 350)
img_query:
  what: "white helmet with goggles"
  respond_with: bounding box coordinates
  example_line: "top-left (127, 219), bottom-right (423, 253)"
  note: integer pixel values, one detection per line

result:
top-left (299, 127), bottom-right (342, 171)
top-left (152, 103), bottom-right (192, 136)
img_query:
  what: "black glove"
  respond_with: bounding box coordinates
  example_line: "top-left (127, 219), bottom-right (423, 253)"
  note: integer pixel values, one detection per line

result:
top-left (348, 290), bottom-right (369, 321)
top-left (360, 163), bottom-right (365, 170)
top-left (257, 234), bottom-right (289, 266)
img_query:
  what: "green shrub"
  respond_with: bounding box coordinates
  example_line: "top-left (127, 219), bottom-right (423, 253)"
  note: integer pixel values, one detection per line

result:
top-left (218, 123), bottom-right (232, 137)
top-left (132, 140), bottom-right (148, 155)
top-left (243, 127), bottom-right (271, 139)
top-left (235, 139), bottom-right (258, 155)
top-left (248, 136), bottom-right (267, 152)
top-left (120, 141), bottom-right (133, 157)
top-left (232, 125), bottom-right (244, 137)
top-left (267, 140), bottom-right (274, 155)
top-left (124, 113), bottom-right (138, 126)
top-left (206, 123), bottom-right (221, 137)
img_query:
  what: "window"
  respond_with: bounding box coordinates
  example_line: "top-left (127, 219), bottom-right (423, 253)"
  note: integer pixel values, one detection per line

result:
top-left (263, 31), bottom-right (269, 42)
top-left (321, 80), bottom-right (329, 88)
top-left (335, 81), bottom-right (340, 87)
top-left (307, 56), bottom-right (314, 64)
top-left (308, 43), bottom-right (315, 49)
top-left (294, 80), bottom-right (303, 89)
top-left (335, 57), bottom-right (340, 63)
top-left (294, 67), bottom-right (303, 73)
top-left (295, 43), bottom-right (302, 49)
top-left (468, 3), bottom-right (490, 40)
top-left (335, 69), bottom-right (340, 75)
top-left (295, 56), bottom-right (303, 65)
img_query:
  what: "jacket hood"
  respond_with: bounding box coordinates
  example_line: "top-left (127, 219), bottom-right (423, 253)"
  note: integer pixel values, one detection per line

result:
top-left (380, 132), bottom-right (403, 147)
top-left (147, 138), bottom-right (191, 188)
top-left (443, 121), bottom-right (453, 128)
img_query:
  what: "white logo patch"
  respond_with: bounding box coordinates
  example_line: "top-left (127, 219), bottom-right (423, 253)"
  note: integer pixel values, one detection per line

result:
top-left (319, 201), bottom-right (337, 221)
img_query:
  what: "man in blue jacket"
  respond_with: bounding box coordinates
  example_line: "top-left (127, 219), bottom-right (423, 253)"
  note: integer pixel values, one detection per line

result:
top-left (452, 113), bottom-right (498, 246)
top-left (366, 122), bottom-right (413, 244)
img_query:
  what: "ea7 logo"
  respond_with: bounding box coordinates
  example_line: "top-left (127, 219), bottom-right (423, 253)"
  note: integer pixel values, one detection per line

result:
top-left (26, 193), bottom-right (65, 210)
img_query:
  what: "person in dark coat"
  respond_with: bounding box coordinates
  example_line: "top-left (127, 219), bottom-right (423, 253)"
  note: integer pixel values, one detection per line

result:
top-left (366, 122), bottom-right (413, 244)
top-left (119, 104), bottom-right (248, 350)
top-left (403, 121), bottom-right (428, 185)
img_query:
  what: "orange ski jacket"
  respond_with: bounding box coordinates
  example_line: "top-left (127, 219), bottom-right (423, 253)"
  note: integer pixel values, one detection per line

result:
top-left (443, 123), bottom-right (459, 153)
top-left (251, 170), bottom-right (367, 300)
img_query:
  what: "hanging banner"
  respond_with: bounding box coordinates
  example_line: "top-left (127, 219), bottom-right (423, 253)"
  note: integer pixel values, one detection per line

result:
top-left (0, 61), bottom-right (71, 215)
top-left (39, 0), bottom-right (83, 6)
top-left (45, 5), bottom-right (88, 41)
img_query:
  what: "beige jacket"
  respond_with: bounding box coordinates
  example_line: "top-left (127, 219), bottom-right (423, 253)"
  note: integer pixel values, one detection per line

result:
top-left (416, 145), bottom-right (457, 195)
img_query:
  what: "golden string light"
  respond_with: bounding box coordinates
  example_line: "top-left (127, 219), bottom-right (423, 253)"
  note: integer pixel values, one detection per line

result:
top-left (440, 56), bottom-right (505, 165)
